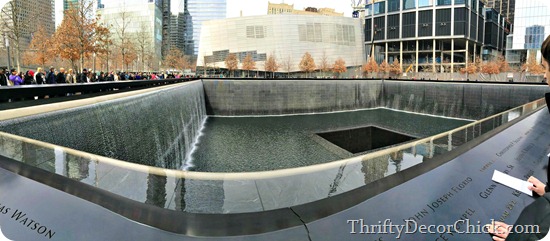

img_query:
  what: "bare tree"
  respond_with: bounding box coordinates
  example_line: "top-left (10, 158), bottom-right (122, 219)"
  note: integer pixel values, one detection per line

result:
top-left (241, 54), bottom-right (256, 77)
top-left (332, 58), bottom-right (347, 78)
top-left (164, 47), bottom-right (189, 72)
top-left (114, 5), bottom-right (134, 72)
top-left (390, 58), bottom-right (402, 77)
top-left (282, 55), bottom-right (293, 78)
top-left (224, 53), bottom-right (238, 77)
top-left (299, 52), bottom-right (316, 78)
top-left (379, 58), bottom-right (390, 78)
top-left (98, 26), bottom-right (113, 73)
top-left (55, 0), bottom-right (108, 72)
top-left (24, 24), bottom-right (53, 67)
top-left (318, 50), bottom-right (331, 77)
top-left (362, 56), bottom-right (379, 78)
top-left (135, 22), bottom-right (151, 72)
top-left (265, 54), bottom-right (279, 78)
top-left (496, 54), bottom-right (510, 73)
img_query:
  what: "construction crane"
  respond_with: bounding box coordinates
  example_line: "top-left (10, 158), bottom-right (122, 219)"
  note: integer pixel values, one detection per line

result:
top-left (405, 64), bottom-right (414, 73)
top-left (351, 0), bottom-right (365, 18)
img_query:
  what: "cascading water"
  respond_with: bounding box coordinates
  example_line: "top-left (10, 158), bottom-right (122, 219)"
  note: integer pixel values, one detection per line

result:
top-left (0, 82), bottom-right (207, 170)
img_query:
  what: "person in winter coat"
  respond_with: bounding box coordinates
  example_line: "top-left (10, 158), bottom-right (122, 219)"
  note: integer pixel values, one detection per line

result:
top-left (0, 69), bottom-right (7, 86)
top-left (35, 67), bottom-right (45, 84)
top-left (55, 68), bottom-right (66, 84)
top-left (23, 70), bottom-right (33, 85)
top-left (46, 67), bottom-right (56, 84)
top-left (487, 34), bottom-right (550, 241)
top-left (8, 69), bottom-right (23, 85)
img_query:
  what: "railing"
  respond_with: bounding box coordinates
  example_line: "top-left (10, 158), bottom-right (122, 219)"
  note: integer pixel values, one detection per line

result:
top-left (0, 97), bottom-right (546, 214)
top-left (0, 78), bottom-right (196, 103)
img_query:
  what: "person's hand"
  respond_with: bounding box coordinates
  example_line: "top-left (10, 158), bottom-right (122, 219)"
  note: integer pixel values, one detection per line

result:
top-left (486, 221), bottom-right (511, 241)
top-left (528, 176), bottom-right (546, 196)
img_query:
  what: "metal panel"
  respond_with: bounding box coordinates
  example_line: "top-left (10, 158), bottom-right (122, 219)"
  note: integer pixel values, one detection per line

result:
top-left (374, 16), bottom-right (386, 41)
top-left (418, 10), bottom-right (433, 37)
top-left (470, 12), bottom-right (477, 40)
top-left (402, 12), bottom-right (416, 38)
top-left (436, 9), bottom-right (451, 36)
top-left (454, 8), bottom-right (466, 36)
top-left (365, 18), bottom-right (372, 42)
top-left (387, 14), bottom-right (400, 39)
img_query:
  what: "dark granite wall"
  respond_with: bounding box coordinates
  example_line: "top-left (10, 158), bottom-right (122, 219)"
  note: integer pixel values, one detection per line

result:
top-left (202, 79), bottom-right (548, 119)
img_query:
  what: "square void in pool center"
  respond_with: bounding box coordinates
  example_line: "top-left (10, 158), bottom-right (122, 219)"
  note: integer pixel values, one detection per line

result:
top-left (317, 126), bottom-right (416, 154)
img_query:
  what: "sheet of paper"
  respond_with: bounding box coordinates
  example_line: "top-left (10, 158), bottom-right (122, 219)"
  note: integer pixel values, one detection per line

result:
top-left (492, 170), bottom-right (533, 196)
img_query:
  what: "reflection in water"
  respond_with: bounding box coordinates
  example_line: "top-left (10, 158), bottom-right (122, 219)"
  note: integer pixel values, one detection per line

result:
top-left (66, 157), bottom-right (89, 181)
top-left (54, 148), bottom-right (66, 176)
top-left (390, 151), bottom-right (404, 173)
top-left (328, 164), bottom-right (346, 197)
top-left (145, 174), bottom-right (167, 208)
top-left (361, 154), bottom-right (389, 185)
top-left (174, 178), bottom-right (187, 211)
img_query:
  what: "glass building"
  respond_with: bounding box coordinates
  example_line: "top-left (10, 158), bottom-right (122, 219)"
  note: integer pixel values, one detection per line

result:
top-left (187, 0), bottom-right (226, 56)
top-left (169, 0), bottom-right (186, 53)
top-left (363, 0), bottom-right (508, 73)
top-left (98, 0), bottom-right (163, 70)
top-left (506, 0), bottom-right (550, 65)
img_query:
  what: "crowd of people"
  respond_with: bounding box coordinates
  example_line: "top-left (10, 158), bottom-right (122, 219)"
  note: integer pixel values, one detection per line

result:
top-left (0, 66), bottom-right (188, 86)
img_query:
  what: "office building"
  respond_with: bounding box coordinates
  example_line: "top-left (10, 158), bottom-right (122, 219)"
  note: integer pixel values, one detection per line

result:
top-left (98, 0), bottom-right (163, 70)
top-left (169, 0), bottom-right (186, 53)
top-left (485, 0), bottom-right (514, 27)
top-left (162, 0), bottom-right (171, 58)
top-left (187, 0), bottom-right (226, 55)
top-left (506, 0), bottom-right (550, 65)
top-left (363, 0), bottom-right (508, 73)
top-left (64, 0), bottom-right (79, 10)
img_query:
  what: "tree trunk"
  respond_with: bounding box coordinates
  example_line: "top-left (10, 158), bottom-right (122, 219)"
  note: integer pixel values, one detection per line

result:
top-left (15, 45), bottom-right (21, 72)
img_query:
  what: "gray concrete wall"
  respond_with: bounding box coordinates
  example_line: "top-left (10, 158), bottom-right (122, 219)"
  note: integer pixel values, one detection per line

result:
top-left (203, 79), bottom-right (549, 119)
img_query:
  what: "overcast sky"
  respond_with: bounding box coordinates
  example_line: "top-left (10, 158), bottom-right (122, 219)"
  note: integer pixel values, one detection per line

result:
top-left (54, 0), bottom-right (354, 26)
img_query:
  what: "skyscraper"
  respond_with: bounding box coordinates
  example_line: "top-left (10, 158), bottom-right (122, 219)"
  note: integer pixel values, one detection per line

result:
top-left (182, 0), bottom-right (194, 55)
top-left (524, 25), bottom-right (545, 50)
top-left (98, 0), bottom-right (163, 71)
top-left (169, 0), bottom-right (185, 53)
top-left (187, 0), bottom-right (226, 56)
top-left (64, 0), bottom-right (79, 10)
top-left (162, 0), bottom-right (171, 58)
top-left (0, 0), bottom-right (55, 67)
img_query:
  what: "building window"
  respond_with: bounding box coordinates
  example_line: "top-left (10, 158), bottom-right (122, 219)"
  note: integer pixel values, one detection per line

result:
top-left (436, 0), bottom-right (451, 6)
top-left (455, 0), bottom-right (465, 4)
top-left (365, 4), bottom-right (373, 16)
top-left (403, 0), bottom-right (416, 10)
top-left (388, 0), bottom-right (400, 12)
top-left (298, 23), bottom-right (355, 46)
top-left (246, 26), bottom-right (266, 38)
top-left (470, 0), bottom-right (476, 11)
top-left (419, 0), bottom-right (433, 8)
top-left (374, 2), bottom-right (385, 15)
top-left (525, 25), bottom-right (546, 49)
